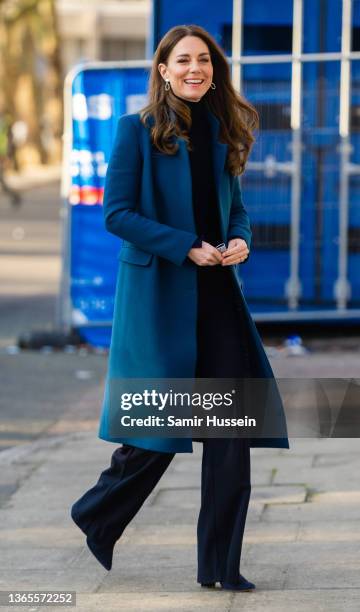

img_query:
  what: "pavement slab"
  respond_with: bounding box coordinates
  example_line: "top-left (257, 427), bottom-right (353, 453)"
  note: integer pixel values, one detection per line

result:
top-left (261, 501), bottom-right (360, 522)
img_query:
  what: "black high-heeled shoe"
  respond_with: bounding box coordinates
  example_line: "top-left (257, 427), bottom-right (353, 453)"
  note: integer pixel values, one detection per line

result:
top-left (86, 535), bottom-right (114, 571)
top-left (71, 507), bottom-right (114, 571)
top-left (201, 574), bottom-right (255, 591)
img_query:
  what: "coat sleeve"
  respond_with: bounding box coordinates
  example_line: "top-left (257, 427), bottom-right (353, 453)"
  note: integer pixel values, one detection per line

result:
top-left (227, 175), bottom-right (252, 263)
top-left (103, 115), bottom-right (198, 266)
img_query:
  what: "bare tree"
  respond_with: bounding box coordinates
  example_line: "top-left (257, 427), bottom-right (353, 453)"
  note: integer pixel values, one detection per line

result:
top-left (0, 0), bottom-right (63, 168)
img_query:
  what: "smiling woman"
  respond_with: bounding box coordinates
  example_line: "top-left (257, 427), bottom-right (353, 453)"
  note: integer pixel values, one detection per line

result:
top-left (71, 23), bottom-right (289, 593)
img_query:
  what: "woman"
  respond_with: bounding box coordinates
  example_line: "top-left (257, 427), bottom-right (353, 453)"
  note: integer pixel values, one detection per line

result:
top-left (71, 24), bottom-right (289, 591)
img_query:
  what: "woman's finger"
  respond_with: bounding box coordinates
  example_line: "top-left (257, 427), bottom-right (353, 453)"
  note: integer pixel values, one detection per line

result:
top-left (225, 243), bottom-right (248, 254)
top-left (222, 255), bottom-right (246, 265)
top-left (223, 251), bottom-right (248, 262)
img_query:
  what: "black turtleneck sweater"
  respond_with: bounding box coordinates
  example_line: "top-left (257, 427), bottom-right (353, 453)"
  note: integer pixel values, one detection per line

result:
top-left (172, 97), bottom-right (251, 379)
top-left (180, 96), bottom-right (223, 248)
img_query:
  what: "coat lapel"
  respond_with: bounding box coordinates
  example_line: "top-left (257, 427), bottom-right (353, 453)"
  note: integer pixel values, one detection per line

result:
top-left (206, 109), bottom-right (228, 191)
top-left (174, 108), bottom-right (228, 190)
top-left (173, 107), bottom-right (229, 238)
top-left (206, 110), bottom-right (229, 239)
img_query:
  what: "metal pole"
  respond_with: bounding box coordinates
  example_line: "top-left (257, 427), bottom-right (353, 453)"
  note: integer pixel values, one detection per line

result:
top-left (334, 0), bottom-right (353, 308)
top-left (56, 66), bottom-right (77, 332)
top-left (146, 0), bottom-right (156, 58)
top-left (231, 51), bottom-right (360, 64)
top-left (285, 0), bottom-right (303, 309)
top-left (232, 0), bottom-right (244, 91)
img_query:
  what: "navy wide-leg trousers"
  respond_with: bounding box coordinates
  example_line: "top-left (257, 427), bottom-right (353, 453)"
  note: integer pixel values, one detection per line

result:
top-left (71, 437), bottom-right (251, 583)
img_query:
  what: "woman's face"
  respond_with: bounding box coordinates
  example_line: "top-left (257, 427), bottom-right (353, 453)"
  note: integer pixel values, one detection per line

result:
top-left (158, 36), bottom-right (213, 102)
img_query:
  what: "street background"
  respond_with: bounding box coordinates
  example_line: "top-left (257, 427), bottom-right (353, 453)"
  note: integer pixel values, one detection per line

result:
top-left (0, 181), bottom-right (359, 611)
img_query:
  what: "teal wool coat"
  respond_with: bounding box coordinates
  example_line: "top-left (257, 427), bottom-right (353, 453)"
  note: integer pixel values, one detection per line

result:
top-left (98, 109), bottom-right (289, 453)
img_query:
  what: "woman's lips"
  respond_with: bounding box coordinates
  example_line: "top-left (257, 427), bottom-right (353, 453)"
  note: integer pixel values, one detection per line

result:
top-left (184, 80), bottom-right (204, 87)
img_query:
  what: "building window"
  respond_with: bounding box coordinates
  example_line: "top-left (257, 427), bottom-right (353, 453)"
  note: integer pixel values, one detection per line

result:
top-left (101, 39), bottom-right (145, 61)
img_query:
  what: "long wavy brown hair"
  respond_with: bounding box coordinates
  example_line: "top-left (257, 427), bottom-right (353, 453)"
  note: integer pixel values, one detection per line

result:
top-left (140, 24), bottom-right (259, 176)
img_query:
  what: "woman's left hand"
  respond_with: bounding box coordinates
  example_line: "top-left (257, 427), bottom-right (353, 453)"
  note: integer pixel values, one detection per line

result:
top-left (221, 238), bottom-right (249, 266)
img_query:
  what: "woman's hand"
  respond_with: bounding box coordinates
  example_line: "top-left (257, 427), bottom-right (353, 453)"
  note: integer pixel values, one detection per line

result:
top-left (187, 241), bottom-right (223, 266)
top-left (221, 238), bottom-right (249, 266)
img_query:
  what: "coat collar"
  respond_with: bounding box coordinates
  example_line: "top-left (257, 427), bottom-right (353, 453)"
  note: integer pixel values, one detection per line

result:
top-left (169, 105), bottom-right (228, 188)
top-left (145, 107), bottom-right (228, 239)
top-left (146, 106), bottom-right (228, 179)
top-left (205, 109), bottom-right (228, 181)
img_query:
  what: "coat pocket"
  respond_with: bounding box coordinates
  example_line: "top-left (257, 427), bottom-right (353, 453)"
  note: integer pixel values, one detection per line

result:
top-left (118, 246), bottom-right (153, 266)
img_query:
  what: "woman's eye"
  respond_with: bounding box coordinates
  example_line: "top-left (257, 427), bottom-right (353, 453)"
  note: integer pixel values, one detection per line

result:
top-left (177, 59), bottom-right (209, 63)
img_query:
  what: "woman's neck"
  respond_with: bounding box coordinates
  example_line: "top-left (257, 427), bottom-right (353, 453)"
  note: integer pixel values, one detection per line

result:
top-left (173, 93), bottom-right (205, 106)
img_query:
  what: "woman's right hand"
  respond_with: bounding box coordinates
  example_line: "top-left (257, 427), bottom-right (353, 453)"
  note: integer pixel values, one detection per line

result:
top-left (187, 241), bottom-right (223, 266)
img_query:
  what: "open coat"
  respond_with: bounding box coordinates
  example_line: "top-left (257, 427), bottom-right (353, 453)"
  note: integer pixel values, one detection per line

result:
top-left (98, 109), bottom-right (289, 453)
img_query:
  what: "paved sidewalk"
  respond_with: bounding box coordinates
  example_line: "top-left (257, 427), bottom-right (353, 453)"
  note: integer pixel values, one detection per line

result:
top-left (0, 426), bottom-right (359, 611)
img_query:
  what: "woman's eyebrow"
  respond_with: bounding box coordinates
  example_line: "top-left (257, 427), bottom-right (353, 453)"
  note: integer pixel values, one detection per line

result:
top-left (175, 52), bottom-right (210, 58)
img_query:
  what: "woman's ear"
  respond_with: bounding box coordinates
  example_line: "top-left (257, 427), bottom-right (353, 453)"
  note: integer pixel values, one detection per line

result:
top-left (158, 63), bottom-right (167, 80)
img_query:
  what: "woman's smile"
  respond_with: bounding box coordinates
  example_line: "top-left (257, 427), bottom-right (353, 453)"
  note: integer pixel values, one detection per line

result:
top-left (184, 79), bottom-right (205, 86)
